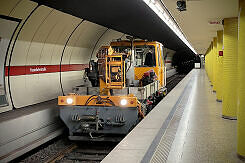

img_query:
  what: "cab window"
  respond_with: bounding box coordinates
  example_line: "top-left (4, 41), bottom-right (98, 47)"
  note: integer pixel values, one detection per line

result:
top-left (135, 45), bottom-right (156, 67)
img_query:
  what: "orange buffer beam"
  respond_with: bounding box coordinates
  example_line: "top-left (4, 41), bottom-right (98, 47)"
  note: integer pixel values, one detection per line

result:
top-left (58, 94), bottom-right (138, 108)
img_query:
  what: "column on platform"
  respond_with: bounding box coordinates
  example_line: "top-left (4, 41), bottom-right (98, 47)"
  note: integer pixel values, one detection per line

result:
top-left (205, 44), bottom-right (212, 83)
top-left (205, 46), bottom-right (209, 79)
top-left (216, 31), bottom-right (223, 102)
top-left (207, 42), bottom-right (213, 85)
top-left (212, 37), bottom-right (217, 92)
top-left (222, 17), bottom-right (238, 120)
top-left (210, 42), bottom-right (213, 85)
top-left (237, 0), bottom-right (245, 158)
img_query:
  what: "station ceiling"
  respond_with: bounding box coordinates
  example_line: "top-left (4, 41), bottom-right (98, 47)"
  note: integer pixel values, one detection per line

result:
top-left (163, 0), bottom-right (238, 54)
top-left (32, 0), bottom-right (195, 55)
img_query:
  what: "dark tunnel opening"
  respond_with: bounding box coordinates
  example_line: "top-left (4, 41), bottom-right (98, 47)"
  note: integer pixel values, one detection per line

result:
top-left (172, 52), bottom-right (199, 74)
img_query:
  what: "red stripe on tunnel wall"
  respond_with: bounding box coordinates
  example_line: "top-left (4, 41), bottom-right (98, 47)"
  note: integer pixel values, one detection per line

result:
top-left (4, 64), bottom-right (89, 76)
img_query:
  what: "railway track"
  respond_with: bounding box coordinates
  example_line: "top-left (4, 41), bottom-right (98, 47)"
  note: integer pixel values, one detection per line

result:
top-left (44, 143), bottom-right (77, 163)
top-left (13, 137), bottom-right (116, 163)
top-left (166, 74), bottom-right (186, 92)
top-left (51, 142), bottom-right (114, 163)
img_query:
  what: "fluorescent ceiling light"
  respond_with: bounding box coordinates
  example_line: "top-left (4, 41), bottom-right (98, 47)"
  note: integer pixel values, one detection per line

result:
top-left (142, 0), bottom-right (197, 54)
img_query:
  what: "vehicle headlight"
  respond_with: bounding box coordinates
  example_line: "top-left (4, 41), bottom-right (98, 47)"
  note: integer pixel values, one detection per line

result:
top-left (120, 99), bottom-right (127, 106)
top-left (66, 98), bottom-right (73, 104)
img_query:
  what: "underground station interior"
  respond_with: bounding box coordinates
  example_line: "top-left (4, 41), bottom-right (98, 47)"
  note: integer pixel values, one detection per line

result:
top-left (0, 0), bottom-right (244, 162)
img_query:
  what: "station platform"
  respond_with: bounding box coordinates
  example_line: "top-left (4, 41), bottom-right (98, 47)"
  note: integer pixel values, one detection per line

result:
top-left (102, 69), bottom-right (242, 162)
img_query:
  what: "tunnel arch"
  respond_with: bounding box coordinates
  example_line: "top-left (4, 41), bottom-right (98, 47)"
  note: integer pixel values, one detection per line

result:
top-left (0, 0), bottom-right (130, 111)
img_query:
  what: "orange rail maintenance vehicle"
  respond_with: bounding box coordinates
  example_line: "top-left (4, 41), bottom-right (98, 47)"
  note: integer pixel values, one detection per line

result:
top-left (58, 39), bottom-right (167, 141)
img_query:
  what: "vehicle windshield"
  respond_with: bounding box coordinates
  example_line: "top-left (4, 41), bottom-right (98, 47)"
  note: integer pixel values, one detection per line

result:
top-left (135, 45), bottom-right (156, 67)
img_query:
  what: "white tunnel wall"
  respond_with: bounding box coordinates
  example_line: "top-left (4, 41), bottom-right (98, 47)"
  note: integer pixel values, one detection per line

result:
top-left (0, 0), bottom-right (129, 110)
top-left (61, 27), bottom-right (127, 95)
top-left (61, 21), bottom-right (107, 95)
top-left (91, 30), bottom-right (126, 60)
top-left (1, 0), bottom-right (39, 111)
top-left (9, 5), bottom-right (83, 108)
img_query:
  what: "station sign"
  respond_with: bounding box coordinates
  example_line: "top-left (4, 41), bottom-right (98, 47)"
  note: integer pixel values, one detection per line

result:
top-left (208, 20), bottom-right (223, 25)
top-left (5, 64), bottom-right (89, 76)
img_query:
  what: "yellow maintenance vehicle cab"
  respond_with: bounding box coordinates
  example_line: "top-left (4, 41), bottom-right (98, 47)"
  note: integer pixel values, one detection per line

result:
top-left (58, 39), bottom-right (167, 141)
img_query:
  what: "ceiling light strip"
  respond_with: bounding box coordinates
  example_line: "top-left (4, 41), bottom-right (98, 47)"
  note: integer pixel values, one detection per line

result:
top-left (142, 0), bottom-right (197, 54)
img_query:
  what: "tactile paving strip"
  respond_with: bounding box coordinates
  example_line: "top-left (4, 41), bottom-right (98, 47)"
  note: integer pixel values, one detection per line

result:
top-left (151, 84), bottom-right (191, 163)
top-left (141, 78), bottom-right (193, 163)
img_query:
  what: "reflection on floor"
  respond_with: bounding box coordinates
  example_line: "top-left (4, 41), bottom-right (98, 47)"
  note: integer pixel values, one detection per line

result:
top-left (165, 69), bottom-right (241, 162)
